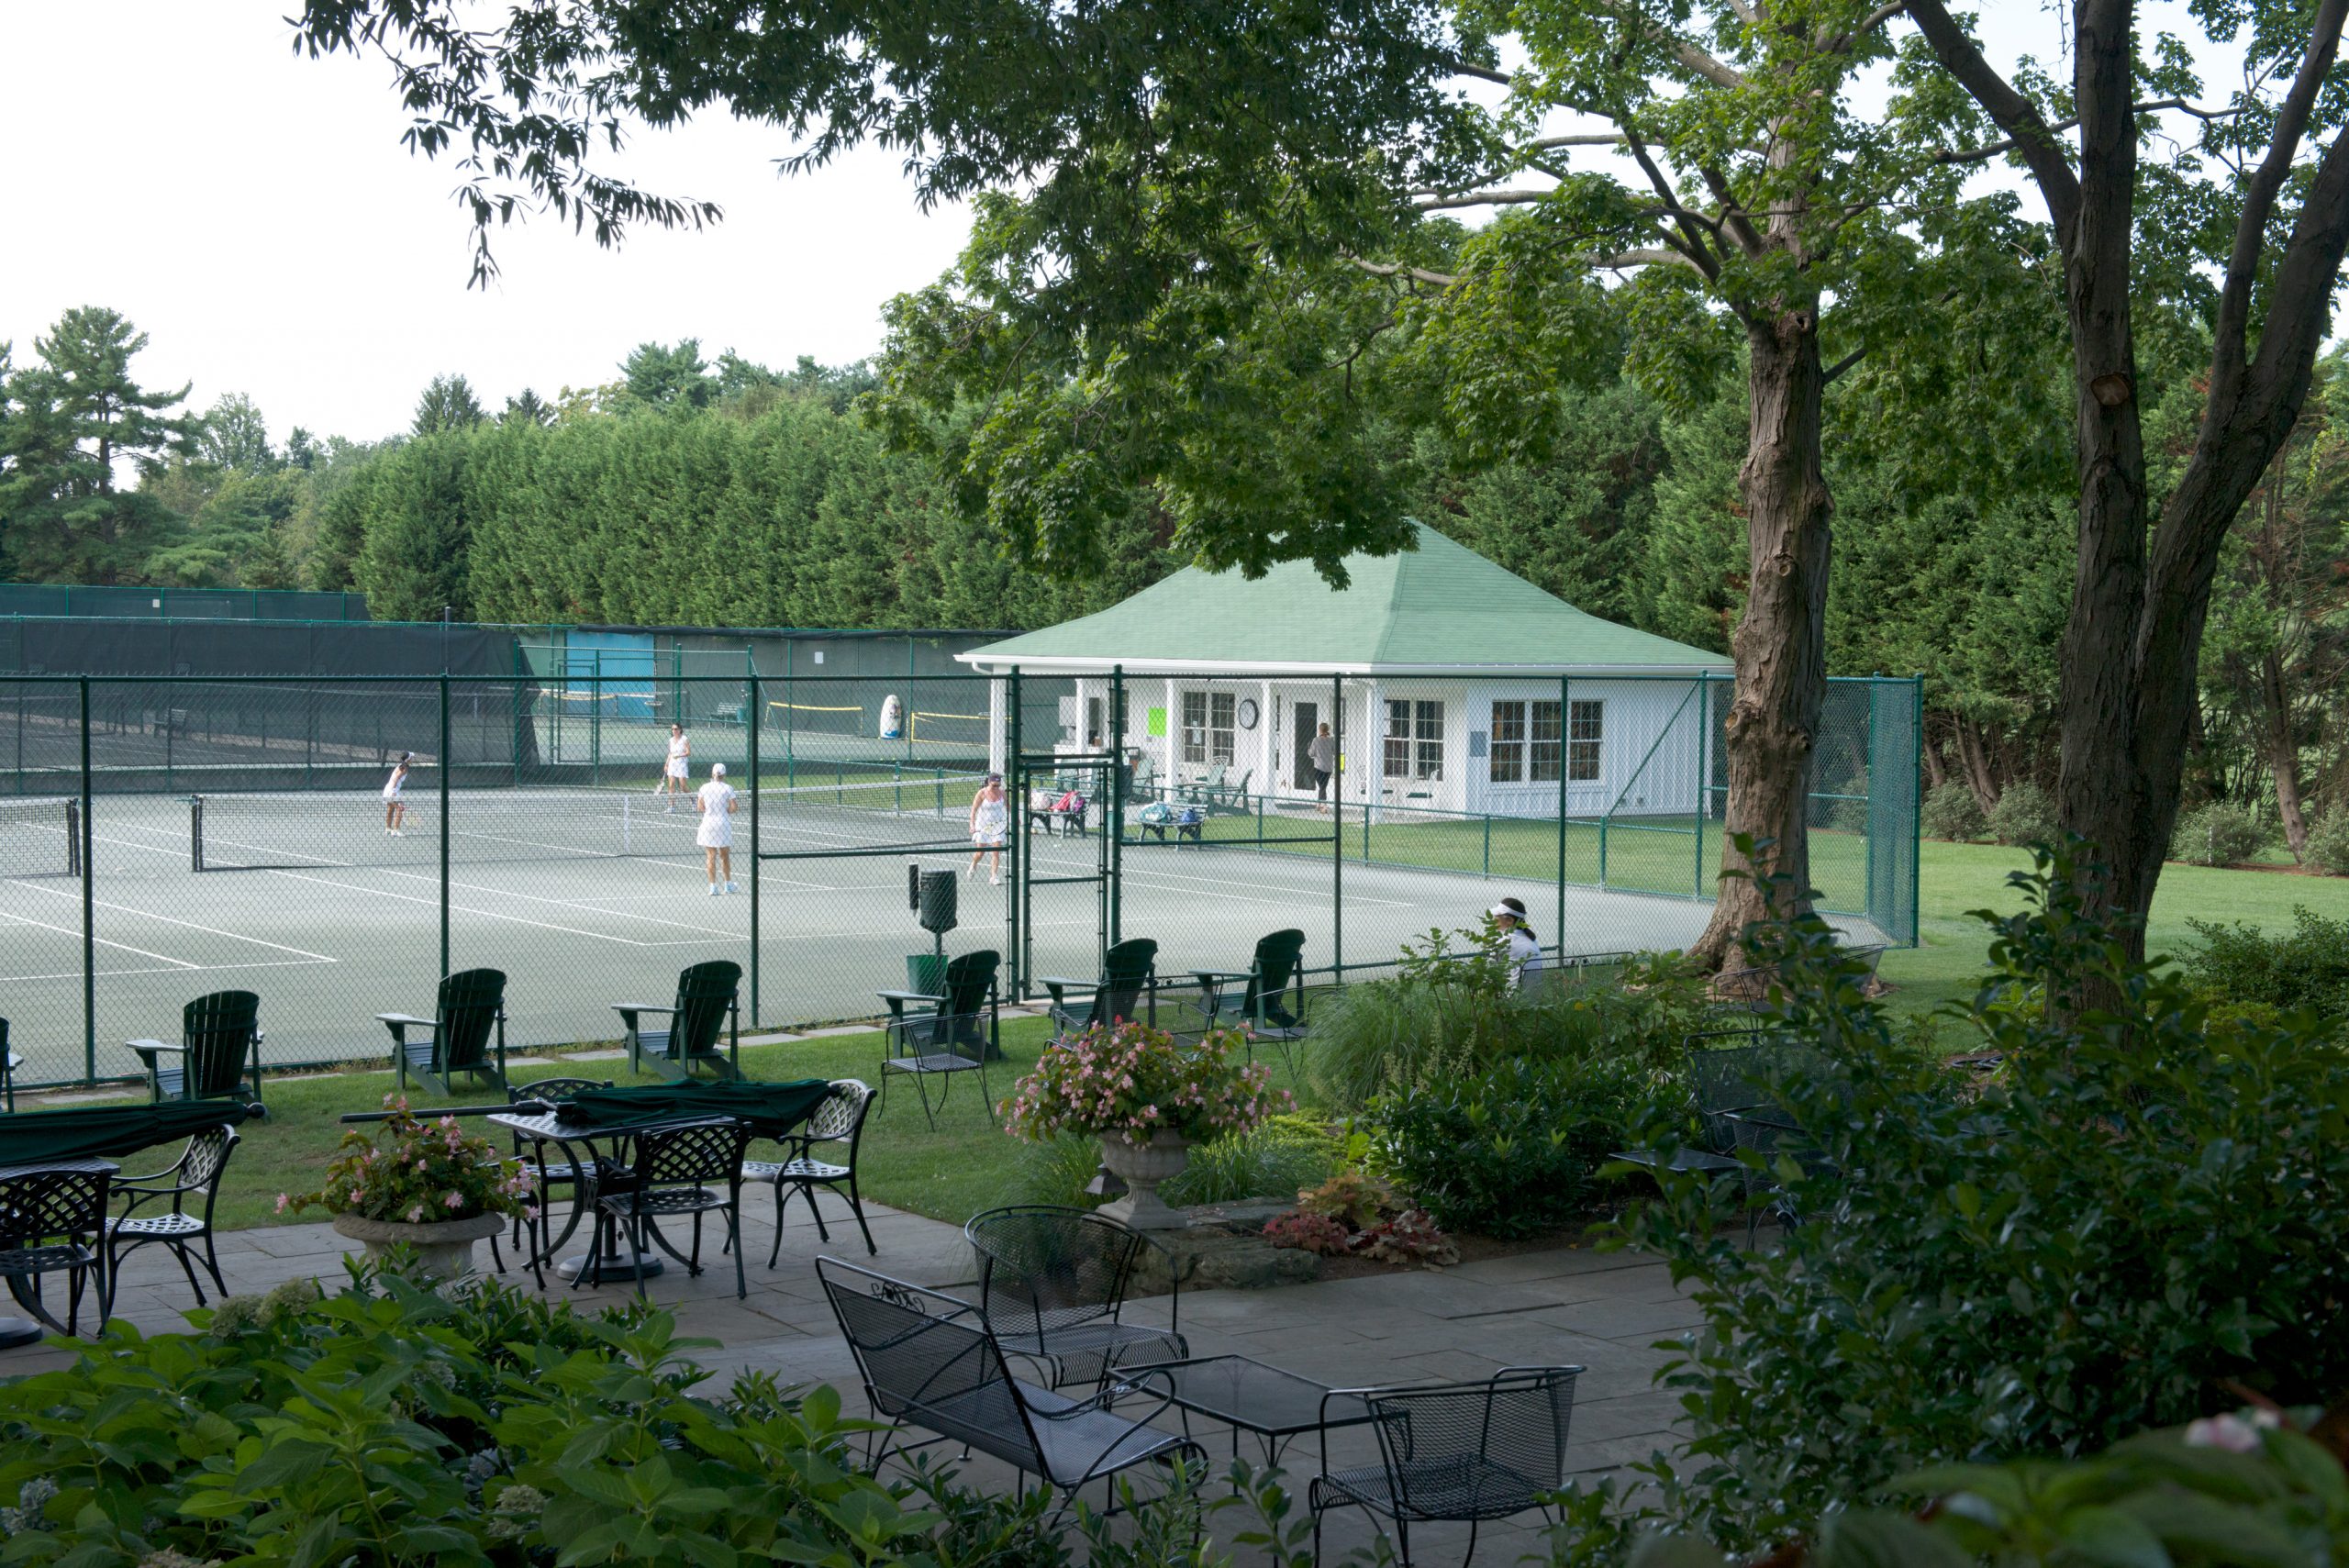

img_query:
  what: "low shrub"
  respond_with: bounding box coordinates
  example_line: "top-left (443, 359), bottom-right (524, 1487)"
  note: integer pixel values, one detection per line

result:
top-left (1367, 1056), bottom-right (1643, 1238)
top-left (1986, 779), bottom-right (2058, 846)
top-left (2304, 811), bottom-right (2349, 873)
top-left (1622, 848), bottom-right (2349, 1555)
top-left (1162, 1113), bottom-right (1341, 1207)
top-left (2183, 905), bottom-right (2349, 1020)
top-left (2170, 798), bottom-right (2267, 864)
top-left (1296, 1169), bottom-right (1398, 1227)
top-left (1262, 1210), bottom-right (1352, 1255)
top-left (1353, 1209), bottom-right (1460, 1266)
top-left (1919, 780), bottom-right (1988, 841)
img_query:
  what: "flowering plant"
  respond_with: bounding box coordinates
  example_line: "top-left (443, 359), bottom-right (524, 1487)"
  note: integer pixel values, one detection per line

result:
top-left (1003, 1021), bottom-right (1289, 1146)
top-left (281, 1096), bottom-right (533, 1224)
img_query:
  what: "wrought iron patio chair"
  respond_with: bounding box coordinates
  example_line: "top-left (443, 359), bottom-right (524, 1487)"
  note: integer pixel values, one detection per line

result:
top-left (964, 1204), bottom-right (1186, 1390)
top-left (126, 991), bottom-right (264, 1107)
top-left (1042, 938), bottom-right (1160, 1045)
top-left (816, 1256), bottom-right (1202, 1524)
top-left (503, 1076), bottom-right (614, 1272)
top-left (1310, 1365), bottom-right (1585, 1567)
top-left (0, 1162), bottom-right (112, 1337)
top-left (104, 1123), bottom-right (239, 1307)
top-left (1682, 1030), bottom-right (1825, 1154)
top-left (876, 950), bottom-right (1001, 1129)
top-left (379, 968), bottom-right (509, 1095)
top-left (1, 1018), bottom-right (18, 1113)
top-left (740, 1078), bottom-right (878, 1262)
top-left (1720, 1108), bottom-right (1840, 1247)
top-left (1183, 928), bottom-right (1310, 1075)
top-left (615, 960), bottom-right (742, 1082)
top-left (579, 1117), bottom-right (754, 1300)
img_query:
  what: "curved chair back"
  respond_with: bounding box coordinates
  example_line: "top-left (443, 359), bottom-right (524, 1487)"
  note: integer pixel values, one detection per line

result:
top-left (436, 969), bottom-right (507, 1072)
top-left (182, 991), bottom-right (261, 1101)
top-left (965, 1204), bottom-right (1146, 1344)
top-left (629, 1117), bottom-right (752, 1190)
top-left (1249, 929), bottom-right (1308, 1025)
top-left (941, 951), bottom-right (1000, 1053)
top-left (670, 961), bottom-right (742, 1056)
top-left (510, 1076), bottom-right (613, 1107)
top-left (1361, 1367), bottom-right (1582, 1524)
top-left (1099, 939), bottom-right (1159, 1026)
top-left (806, 1078), bottom-right (877, 1154)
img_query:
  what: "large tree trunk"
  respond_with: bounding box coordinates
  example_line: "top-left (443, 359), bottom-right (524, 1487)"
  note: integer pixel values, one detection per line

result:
top-left (2261, 649), bottom-right (2311, 857)
top-left (1693, 306), bottom-right (1832, 965)
top-left (1954, 716), bottom-right (2000, 814)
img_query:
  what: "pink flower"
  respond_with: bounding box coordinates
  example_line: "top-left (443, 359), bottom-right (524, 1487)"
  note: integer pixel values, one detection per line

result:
top-left (407, 1204), bottom-right (426, 1222)
top-left (443, 1191), bottom-right (464, 1209)
top-left (350, 1187), bottom-right (366, 1204)
top-left (275, 1193), bottom-right (290, 1213)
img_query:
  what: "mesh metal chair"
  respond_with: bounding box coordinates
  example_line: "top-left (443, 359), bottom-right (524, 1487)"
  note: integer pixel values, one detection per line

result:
top-left (615, 960), bottom-right (742, 1082)
top-left (816, 1256), bottom-right (1201, 1524)
top-left (877, 951), bottom-right (1001, 1129)
top-left (126, 991), bottom-right (263, 1107)
top-left (740, 1078), bottom-right (877, 1262)
top-left (104, 1123), bottom-right (239, 1307)
top-left (1310, 1365), bottom-right (1584, 1566)
top-left (1042, 939), bottom-right (1160, 1046)
top-left (964, 1204), bottom-right (1186, 1390)
top-left (0, 1162), bottom-right (112, 1337)
top-left (504, 1076), bottom-right (614, 1271)
top-left (1683, 1031), bottom-right (1825, 1155)
top-left (379, 968), bottom-right (509, 1095)
top-left (580, 1117), bottom-right (755, 1300)
top-left (1721, 1109), bottom-right (1839, 1246)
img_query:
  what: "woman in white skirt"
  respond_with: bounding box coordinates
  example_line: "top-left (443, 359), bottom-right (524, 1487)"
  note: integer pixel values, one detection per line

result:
top-left (383, 752), bottom-right (414, 835)
top-left (696, 762), bottom-right (739, 895)
top-left (967, 772), bottom-right (1008, 885)
top-left (661, 724), bottom-right (691, 811)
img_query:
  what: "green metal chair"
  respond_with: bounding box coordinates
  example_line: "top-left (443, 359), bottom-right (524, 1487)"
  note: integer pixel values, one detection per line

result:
top-left (1042, 938), bottom-right (1160, 1046)
top-left (1185, 929), bottom-right (1310, 1075)
top-left (615, 961), bottom-right (742, 1082)
top-left (1203, 767), bottom-right (1254, 811)
top-left (378, 968), bottom-right (509, 1095)
top-left (877, 950), bottom-right (1003, 1129)
top-left (1, 1017), bottom-right (17, 1113)
top-left (1179, 764), bottom-right (1227, 804)
top-left (126, 991), bottom-right (264, 1108)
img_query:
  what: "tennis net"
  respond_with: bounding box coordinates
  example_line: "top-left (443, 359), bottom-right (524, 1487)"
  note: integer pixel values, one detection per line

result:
top-left (0, 797), bottom-right (81, 879)
top-left (188, 777), bottom-right (977, 873)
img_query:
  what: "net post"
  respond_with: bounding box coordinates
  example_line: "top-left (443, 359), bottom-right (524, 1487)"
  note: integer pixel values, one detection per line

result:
top-left (80, 675), bottom-right (95, 1085)
top-left (750, 670), bottom-right (762, 1026)
top-left (1008, 665), bottom-right (1023, 1000)
top-left (590, 654), bottom-right (602, 785)
top-left (440, 674), bottom-right (451, 983)
top-left (1331, 673), bottom-right (1343, 986)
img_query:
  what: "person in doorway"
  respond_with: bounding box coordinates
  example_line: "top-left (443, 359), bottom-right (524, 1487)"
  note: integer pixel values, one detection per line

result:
top-left (383, 752), bottom-right (414, 835)
top-left (1308, 722), bottom-right (1336, 812)
top-left (1489, 896), bottom-right (1544, 985)
top-left (660, 724), bottom-right (691, 810)
top-left (696, 762), bottom-right (739, 895)
top-left (968, 772), bottom-right (1009, 885)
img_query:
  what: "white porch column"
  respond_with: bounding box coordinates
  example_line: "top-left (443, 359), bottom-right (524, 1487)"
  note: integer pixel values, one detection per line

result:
top-left (1260, 680), bottom-right (1275, 801)
top-left (1164, 677), bottom-right (1178, 782)
top-left (987, 675), bottom-right (1007, 774)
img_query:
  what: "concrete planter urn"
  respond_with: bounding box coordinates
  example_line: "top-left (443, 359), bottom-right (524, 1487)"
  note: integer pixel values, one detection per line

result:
top-left (332, 1211), bottom-right (506, 1280)
top-left (1096, 1132), bottom-right (1194, 1230)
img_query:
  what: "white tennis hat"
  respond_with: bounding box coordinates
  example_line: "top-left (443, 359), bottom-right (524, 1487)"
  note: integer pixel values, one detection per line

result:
top-left (711, 762), bottom-right (727, 777)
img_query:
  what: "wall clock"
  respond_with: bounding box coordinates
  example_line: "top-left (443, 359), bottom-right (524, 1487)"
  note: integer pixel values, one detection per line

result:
top-left (1236, 697), bottom-right (1260, 730)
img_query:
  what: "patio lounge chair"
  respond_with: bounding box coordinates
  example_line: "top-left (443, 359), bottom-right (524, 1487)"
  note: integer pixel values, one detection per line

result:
top-left (1042, 938), bottom-right (1159, 1044)
top-left (126, 991), bottom-right (264, 1108)
top-left (1310, 1365), bottom-right (1585, 1567)
top-left (615, 960), bottom-right (742, 1082)
top-left (1203, 767), bottom-right (1253, 811)
top-left (964, 1204), bottom-right (1187, 1389)
top-left (1178, 763), bottom-right (1227, 804)
top-left (1184, 928), bottom-right (1310, 1074)
top-left (817, 1256), bottom-right (1201, 1523)
top-left (378, 968), bottom-right (509, 1096)
top-left (876, 950), bottom-right (1002, 1129)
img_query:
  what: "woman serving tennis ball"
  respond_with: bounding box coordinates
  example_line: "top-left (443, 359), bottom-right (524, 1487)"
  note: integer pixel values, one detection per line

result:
top-left (661, 724), bottom-right (691, 811)
top-left (696, 762), bottom-right (739, 895)
top-left (383, 752), bottom-right (414, 835)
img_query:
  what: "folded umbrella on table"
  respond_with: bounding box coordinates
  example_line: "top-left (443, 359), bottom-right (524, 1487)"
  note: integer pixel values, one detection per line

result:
top-left (553, 1080), bottom-right (833, 1141)
top-left (0, 1100), bottom-right (262, 1167)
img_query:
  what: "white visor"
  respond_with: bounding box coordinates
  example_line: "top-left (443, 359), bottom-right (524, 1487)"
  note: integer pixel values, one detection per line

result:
top-left (711, 763), bottom-right (727, 777)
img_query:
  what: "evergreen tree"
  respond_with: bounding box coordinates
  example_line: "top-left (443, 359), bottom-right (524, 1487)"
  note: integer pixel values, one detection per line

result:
top-left (412, 373), bottom-right (485, 435)
top-left (199, 392), bottom-right (276, 471)
top-left (502, 388), bottom-right (552, 427)
top-left (284, 426), bottom-right (322, 472)
top-left (620, 340), bottom-right (714, 409)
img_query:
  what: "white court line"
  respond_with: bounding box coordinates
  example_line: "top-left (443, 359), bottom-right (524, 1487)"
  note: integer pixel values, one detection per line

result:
top-left (8, 876), bottom-right (340, 962)
top-left (0, 907), bottom-right (197, 969)
top-left (1, 959), bottom-right (336, 984)
top-left (253, 868), bottom-right (736, 948)
top-left (372, 866), bottom-right (743, 937)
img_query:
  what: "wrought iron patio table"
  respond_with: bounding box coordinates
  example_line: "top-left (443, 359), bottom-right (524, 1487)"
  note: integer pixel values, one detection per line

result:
top-left (484, 1111), bottom-right (662, 1290)
top-left (0, 1157), bottom-right (117, 1348)
top-left (1120, 1354), bottom-right (1377, 1467)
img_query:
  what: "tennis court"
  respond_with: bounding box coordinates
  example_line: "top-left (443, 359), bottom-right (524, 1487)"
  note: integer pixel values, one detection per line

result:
top-left (0, 781), bottom-right (1890, 1088)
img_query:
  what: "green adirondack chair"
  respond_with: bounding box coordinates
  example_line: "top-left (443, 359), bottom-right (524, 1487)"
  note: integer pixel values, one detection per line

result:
top-left (615, 960), bottom-right (743, 1082)
top-left (1041, 938), bottom-right (1160, 1045)
top-left (876, 949), bottom-right (1003, 1129)
top-left (1185, 929), bottom-right (1309, 1075)
top-left (379, 968), bottom-right (509, 1095)
top-left (126, 991), bottom-right (264, 1108)
top-left (1, 1017), bottom-right (17, 1113)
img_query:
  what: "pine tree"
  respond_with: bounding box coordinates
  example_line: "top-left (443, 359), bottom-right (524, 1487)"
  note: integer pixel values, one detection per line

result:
top-left (412, 373), bottom-right (485, 435)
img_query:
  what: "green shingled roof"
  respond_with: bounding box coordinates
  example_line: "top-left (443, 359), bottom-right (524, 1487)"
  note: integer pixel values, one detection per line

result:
top-left (962, 522), bottom-right (1728, 673)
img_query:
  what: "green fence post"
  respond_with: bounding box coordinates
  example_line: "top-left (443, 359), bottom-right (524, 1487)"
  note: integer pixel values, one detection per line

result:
top-left (1865, 676), bottom-right (1879, 919)
top-left (440, 675), bottom-right (451, 981)
top-left (1008, 667), bottom-right (1024, 998)
top-left (1694, 673), bottom-right (1708, 897)
top-left (80, 677), bottom-right (95, 1084)
top-left (590, 653), bottom-right (602, 785)
top-left (1556, 675), bottom-right (1569, 944)
top-left (1109, 666), bottom-right (1125, 945)
top-left (750, 673), bottom-right (762, 1025)
top-left (1331, 673), bottom-right (1343, 984)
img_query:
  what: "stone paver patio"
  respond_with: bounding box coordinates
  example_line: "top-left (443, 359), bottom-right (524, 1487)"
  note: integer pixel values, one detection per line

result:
top-left (7, 1197), bottom-right (1700, 1562)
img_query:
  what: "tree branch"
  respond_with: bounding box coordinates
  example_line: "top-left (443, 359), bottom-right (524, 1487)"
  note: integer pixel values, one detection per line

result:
top-left (1701, 165), bottom-right (1765, 255)
top-left (1932, 97), bottom-right (2239, 167)
top-left (1345, 257), bottom-right (1462, 287)
top-left (1412, 188), bottom-right (1554, 210)
top-left (1443, 56), bottom-right (1514, 86)
top-left (1621, 125), bottom-right (1723, 280)
top-left (1822, 346), bottom-right (1868, 383)
top-left (1528, 133), bottom-right (1629, 150)
top-left (1905, 0), bottom-right (2080, 231)
top-left (1586, 248), bottom-right (1709, 275)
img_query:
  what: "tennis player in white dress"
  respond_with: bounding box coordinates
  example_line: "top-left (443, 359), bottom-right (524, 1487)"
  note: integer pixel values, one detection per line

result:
top-left (383, 752), bottom-right (413, 835)
top-left (696, 762), bottom-right (739, 895)
top-left (967, 772), bottom-right (1009, 885)
top-left (662, 725), bottom-right (691, 811)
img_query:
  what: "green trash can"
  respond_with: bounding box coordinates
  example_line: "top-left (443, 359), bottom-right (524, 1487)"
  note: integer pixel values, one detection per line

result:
top-left (906, 952), bottom-right (947, 997)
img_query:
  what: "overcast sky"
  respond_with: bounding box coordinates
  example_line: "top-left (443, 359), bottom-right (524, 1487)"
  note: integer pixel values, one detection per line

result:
top-left (0, 4), bottom-right (2253, 451)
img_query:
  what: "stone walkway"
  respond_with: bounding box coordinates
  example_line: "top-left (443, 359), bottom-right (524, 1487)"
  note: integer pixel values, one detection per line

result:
top-left (7, 1196), bottom-right (1700, 1562)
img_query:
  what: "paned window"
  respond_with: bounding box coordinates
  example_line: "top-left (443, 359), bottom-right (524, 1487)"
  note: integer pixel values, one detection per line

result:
top-left (1385, 699), bottom-right (1444, 780)
top-left (1181, 690), bottom-right (1236, 766)
top-left (1489, 701), bottom-right (1526, 783)
top-left (1568, 699), bottom-right (1604, 782)
top-left (1493, 699), bottom-right (1564, 783)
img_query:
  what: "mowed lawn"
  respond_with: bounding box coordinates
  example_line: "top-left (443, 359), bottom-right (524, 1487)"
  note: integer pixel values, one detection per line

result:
top-left (29, 836), bottom-right (2346, 1235)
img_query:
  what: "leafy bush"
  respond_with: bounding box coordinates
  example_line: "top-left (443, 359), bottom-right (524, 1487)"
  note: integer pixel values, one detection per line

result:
top-left (2170, 799), bottom-right (2268, 865)
top-left (1263, 1211), bottom-right (1352, 1255)
top-left (283, 1096), bottom-right (532, 1223)
top-left (0, 1262), bottom-right (1067, 1567)
top-left (1369, 1056), bottom-right (1643, 1238)
top-left (2303, 811), bottom-right (2349, 873)
top-left (1162, 1113), bottom-right (1341, 1207)
top-left (1986, 779), bottom-right (2058, 846)
top-left (1003, 1020), bottom-right (1285, 1145)
top-left (1353, 1209), bottom-right (1460, 1266)
top-left (1919, 780), bottom-right (1987, 841)
top-left (1296, 1169), bottom-right (1397, 1227)
top-left (2183, 906), bottom-right (2349, 1021)
top-left (1621, 849), bottom-right (2349, 1555)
